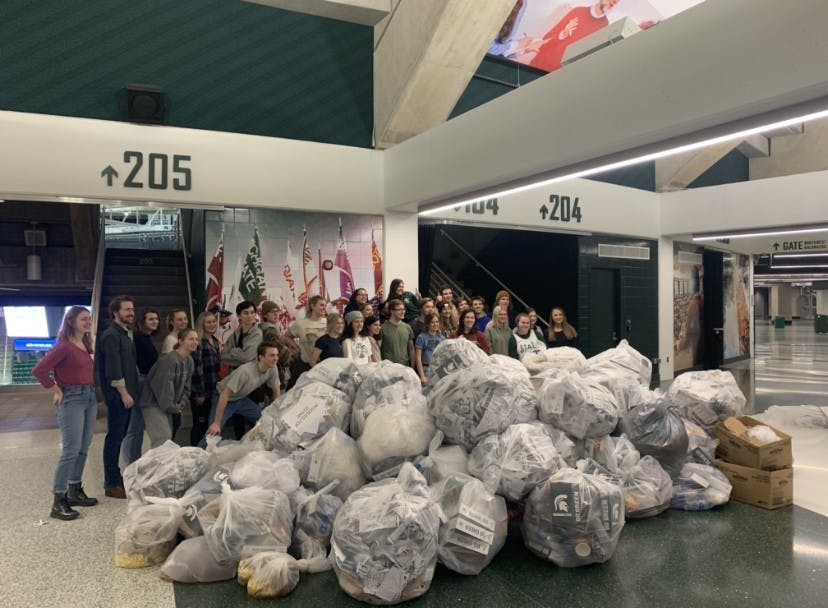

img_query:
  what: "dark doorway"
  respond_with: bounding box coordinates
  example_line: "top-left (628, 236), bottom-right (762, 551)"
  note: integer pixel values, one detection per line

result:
top-left (589, 268), bottom-right (620, 355)
top-left (703, 250), bottom-right (724, 369)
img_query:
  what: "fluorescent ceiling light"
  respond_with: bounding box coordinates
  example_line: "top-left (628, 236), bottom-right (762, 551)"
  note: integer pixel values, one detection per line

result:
top-left (770, 264), bottom-right (828, 269)
top-left (693, 226), bottom-right (828, 241)
top-left (773, 252), bottom-right (828, 258)
top-left (419, 106), bottom-right (828, 216)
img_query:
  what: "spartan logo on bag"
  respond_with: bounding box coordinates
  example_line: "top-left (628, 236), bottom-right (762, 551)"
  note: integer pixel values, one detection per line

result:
top-left (550, 482), bottom-right (579, 521)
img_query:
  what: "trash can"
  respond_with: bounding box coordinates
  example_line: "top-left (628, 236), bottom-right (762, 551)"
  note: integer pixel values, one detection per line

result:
top-left (816, 315), bottom-right (828, 334)
top-left (773, 316), bottom-right (786, 329)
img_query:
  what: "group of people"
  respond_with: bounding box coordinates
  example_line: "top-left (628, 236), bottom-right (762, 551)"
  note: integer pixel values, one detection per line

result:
top-left (30, 280), bottom-right (577, 521)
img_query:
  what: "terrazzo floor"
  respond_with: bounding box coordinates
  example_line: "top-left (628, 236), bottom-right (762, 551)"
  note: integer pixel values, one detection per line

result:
top-left (0, 320), bottom-right (825, 607)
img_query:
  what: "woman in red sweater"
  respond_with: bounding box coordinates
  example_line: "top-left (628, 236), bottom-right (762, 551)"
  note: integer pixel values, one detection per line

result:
top-left (454, 308), bottom-right (492, 355)
top-left (32, 306), bottom-right (98, 521)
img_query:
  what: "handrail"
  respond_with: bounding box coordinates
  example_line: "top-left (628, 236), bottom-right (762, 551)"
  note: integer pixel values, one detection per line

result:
top-left (179, 214), bottom-right (195, 325)
top-left (430, 262), bottom-right (471, 303)
top-left (90, 209), bottom-right (107, 342)
top-left (438, 228), bottom-right (549, 328)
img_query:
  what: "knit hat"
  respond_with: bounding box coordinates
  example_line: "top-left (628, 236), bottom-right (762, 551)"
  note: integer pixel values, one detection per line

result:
top-left (260, 300), bottom-right (280, 316)
top-left (495, 290), bottom-right (510, 302)
top-left (344, 310), bottom-right (364, 326)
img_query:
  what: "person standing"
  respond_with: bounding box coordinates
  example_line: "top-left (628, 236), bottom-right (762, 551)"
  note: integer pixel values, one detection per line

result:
top-left (547, 307), bottom-right (579, 348)
top-left (133, 328), bottom-right (198, 450)
top-left (285, 295), bottom-right (328, 387)
top-left (509, 313), bottom-right (547, 360)
top-left (342, 311), bottom-right (379, 364)
top-left (362, 314), bottom-right (383, 353)
top-left (384, 279), bottom-right (420, 324)
top-left (258, 300), bottom-right (281, 341)
top-left (98, 295), bottom-right (138, 499)
top-left (493, 290), bottom-right (518, 327)
top-left (161, 309), bottom-right (189, 354)
top-left (204, 343), bottom-right (280, 442)
top-left (455, 309), bottom-right (492, 355)
top-left (471, 296), bottom-right (491, 333)
top-left (437, 301), bottom-right (457, 339)
top-left (345, 288), bottom-right (369, 315)
top-left (526, 308), bottom-right (546, 342)
top-left (191, 311), bottom-right (221, 446)
top-left (485, 306), bottom-right (513, 356)
top-left (134, 309), bottom-right (160, 379)
top-left (310, 313), bottom-right (345, 365)
top-left (409, 297), bottom-right (435, 339)
top-left (32, 306), bottom-right (99, 520)
top-left (415, 313), bottom-right (445, 385)
top-left (380, 299), bottom-right (415, 366)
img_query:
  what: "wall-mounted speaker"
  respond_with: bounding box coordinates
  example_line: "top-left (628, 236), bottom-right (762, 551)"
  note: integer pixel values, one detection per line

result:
top-left (126, 84), bottom-right (165, 124)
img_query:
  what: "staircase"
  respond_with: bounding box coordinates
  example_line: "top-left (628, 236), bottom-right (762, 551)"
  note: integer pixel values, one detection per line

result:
top-left (97, 248), bottom-right (192, 333)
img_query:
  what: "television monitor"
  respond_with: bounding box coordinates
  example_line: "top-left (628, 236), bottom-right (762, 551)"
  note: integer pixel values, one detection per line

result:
top-left (3, 306), bottom-right (50, 338)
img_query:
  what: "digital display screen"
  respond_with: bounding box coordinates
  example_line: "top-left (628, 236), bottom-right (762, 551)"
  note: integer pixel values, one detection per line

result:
top-left (3, 306), bottom-right (50, 337)
top-left (13, 338), bottom-right (57, 352)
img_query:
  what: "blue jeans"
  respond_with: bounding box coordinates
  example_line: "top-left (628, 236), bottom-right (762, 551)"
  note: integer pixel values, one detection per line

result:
top-left (198, 393), bottom-right (262, 447)
top-left (102, 389), bottom-right (133, 488)
top-left (121, 405), bottom-right (145, 467)
top-left (54, 385), bottom-right (97, 493)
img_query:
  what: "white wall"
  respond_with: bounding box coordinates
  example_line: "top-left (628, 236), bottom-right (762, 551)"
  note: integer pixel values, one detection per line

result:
top-left (0, 111), bottom-right (384, 214)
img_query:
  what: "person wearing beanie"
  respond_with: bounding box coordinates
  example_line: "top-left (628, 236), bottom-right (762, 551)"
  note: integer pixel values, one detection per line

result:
top-left (259, 300), bottom-right (281, 337)
top-left (494, 289), bottom-right (518, 327)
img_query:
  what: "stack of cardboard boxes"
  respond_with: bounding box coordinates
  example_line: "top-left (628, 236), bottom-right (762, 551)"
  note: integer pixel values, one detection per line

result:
top-left (714, 416), bottom-right (793, 510)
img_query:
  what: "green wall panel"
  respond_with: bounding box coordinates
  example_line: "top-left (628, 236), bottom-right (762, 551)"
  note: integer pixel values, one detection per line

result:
top-left (0, 0), bottom-right (373, 147)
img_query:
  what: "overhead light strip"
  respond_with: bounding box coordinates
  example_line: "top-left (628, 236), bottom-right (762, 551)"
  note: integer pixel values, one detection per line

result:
top-left (419, 106), bottom-right (828, 216)
top-left (773, 252), bottom-right (828, 259)
top-left (692, 225), bottom-right (828, 242)
top-left (770, 264), bottom-right (828, 269)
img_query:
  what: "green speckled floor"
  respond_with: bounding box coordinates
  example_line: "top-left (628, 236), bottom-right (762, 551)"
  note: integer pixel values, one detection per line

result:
top-left (173, 503), bottom-right (828, 608)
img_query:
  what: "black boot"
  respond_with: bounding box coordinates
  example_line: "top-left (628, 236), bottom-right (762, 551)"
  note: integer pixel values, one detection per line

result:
top-left (67, 482), bottom-right (98, 507)
top-left (51, 492), bottom-right (79, 521)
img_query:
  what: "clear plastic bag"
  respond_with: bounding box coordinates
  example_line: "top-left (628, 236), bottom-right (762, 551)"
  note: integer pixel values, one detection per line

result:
top-left (123, 440), bottom-right (210, 512)
top-left (351, 361), bottom-right (424, 439)
top-left (330, 463), bottom-right (441, 605)
top-left (413, 430), bottom-right (469, 485)
top-left (757, 404), bottom-right (828, 429)
top-left (115, 497), bottom-right (185, 569)
top-left (585, 339), bottom-right (652, 386)
top-left (620, 401), bottom-right (689, 478)
top-left (229, 451), bottom-right (301, 495)
top-left (622, 455), bottom-right (673, 519)
top-left (430, 473), bottom-right (507, 575)
top-left (292, 481), bottom-right (343, 559)
top-left (666, 370), bottom-right (746, 435)
top-left (426, 338), bottom-right (488, 384)
top-left (293, 357), bottom-right (364, 402)
top-left (426, 360), bottom-right (535, 450)
top-left (357, 402), bottom-right (435, 480)
top-left (533, 422), bottom-right (578, 467)
top-left (292, 427), bottom-right (365, 501)
top-left (467, 423), bottom-right (567, 501)
top-left (159, 536), bottom-right (238, 583)
top-left (522, 468), bottom-right (625, 567)
top-left (205, 436), bottom-right (269, 469)
top-left (521, 347), bottom-right (587, 375)
top-left (260, 381), bottom-right (351, 452)
top-left (537, 370), bottom-right (620, 439)
top-left (237, 551), bottom-right (331, 598)
top-left (683, 418), bottom-right (719, 465)
top-left (199, 481), bottom-right (294, 566)
top-left (584, 372), bottom-right (659, 414)
top-left (670, 463), bottom-right (732, 510)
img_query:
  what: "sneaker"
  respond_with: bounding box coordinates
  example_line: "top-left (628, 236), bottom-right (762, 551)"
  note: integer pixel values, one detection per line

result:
top-left (104, 485), bottom-right (126, 499)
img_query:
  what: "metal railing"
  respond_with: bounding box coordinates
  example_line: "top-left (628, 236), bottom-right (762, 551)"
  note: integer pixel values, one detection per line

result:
top-left (429, 262), bottom-right (471, 302)
top-left (179, 217), bottom-right (195, 325)
top-left (438, 228), bottom-right (549, 328)
top-left (90, 211), bottom-right (107, 339)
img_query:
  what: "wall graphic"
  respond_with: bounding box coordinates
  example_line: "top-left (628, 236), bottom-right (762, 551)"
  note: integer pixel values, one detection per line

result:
top-left (673, 243), bottom-right (704, 372)
top-left (723, 254), bottom-right (751, 359)
top-left (488, 0), bottom-right (704, 73)
top-left (205, 209), bottom-right (383, 331)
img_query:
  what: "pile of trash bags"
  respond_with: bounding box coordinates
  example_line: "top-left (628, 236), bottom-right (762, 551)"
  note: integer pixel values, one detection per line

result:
top-left (113, 347), bottom-right (742, 603)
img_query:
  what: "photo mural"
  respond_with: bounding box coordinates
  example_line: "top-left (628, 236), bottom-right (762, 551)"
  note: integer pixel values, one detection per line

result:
top-left (723, 254), bottom-right (751, 360)
top-left (205, 208), bottom-right (383, 331)
top-left (673, 243), bottom-right (704, 372)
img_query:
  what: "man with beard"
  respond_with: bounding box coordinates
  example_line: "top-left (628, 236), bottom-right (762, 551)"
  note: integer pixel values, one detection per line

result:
top-left (98, 295), bottom-right (139, 498)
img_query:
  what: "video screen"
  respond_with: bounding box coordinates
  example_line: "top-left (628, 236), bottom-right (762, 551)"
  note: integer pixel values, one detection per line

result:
top-left (3, 306), bottom-right (50, 338)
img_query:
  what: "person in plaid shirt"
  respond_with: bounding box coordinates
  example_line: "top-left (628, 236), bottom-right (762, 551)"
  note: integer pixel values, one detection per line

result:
top-left (191, 311), bottom-right (221, 446)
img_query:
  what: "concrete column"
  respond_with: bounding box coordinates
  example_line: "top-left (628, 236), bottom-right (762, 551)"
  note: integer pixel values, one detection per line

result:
top-left (658, 237), bottom-right (675, 381)
top-left (383, 210), bottom-right (419, 296)
top-left (816, 290), bottom-right (828, 315)
top-left (770, 283), bottom-right (793, 319)
top-left (373, 0), bottom-right (515, 148)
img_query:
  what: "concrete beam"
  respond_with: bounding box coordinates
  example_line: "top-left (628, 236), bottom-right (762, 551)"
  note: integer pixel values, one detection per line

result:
top-left (242, 0), bottom-right (390, 26)
top-left (373, 0), bottom-right (515, 149)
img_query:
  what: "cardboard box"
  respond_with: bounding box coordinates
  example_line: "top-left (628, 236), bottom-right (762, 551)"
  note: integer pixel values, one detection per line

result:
top-left (715, 459), bottom-right (793, 510)
top-left (714, 416), bottom-right (792, 470)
